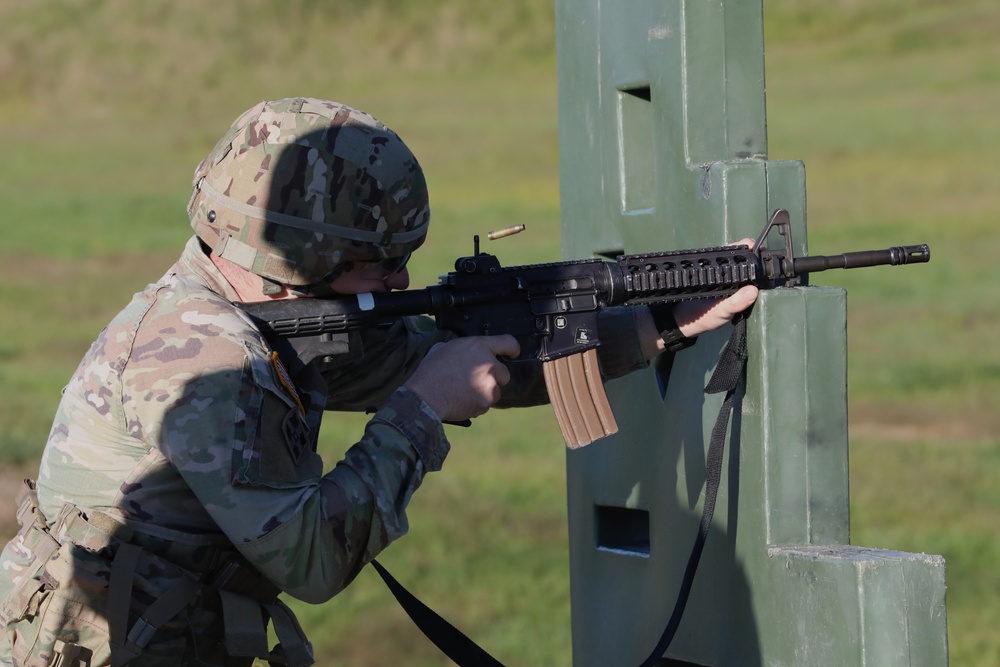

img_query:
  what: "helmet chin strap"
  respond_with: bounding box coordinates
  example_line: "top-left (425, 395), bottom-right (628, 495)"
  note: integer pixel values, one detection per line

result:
top-left (210, 234), bottom-right (279, 297)
top-left (209, 250), bottom-right (288, 302)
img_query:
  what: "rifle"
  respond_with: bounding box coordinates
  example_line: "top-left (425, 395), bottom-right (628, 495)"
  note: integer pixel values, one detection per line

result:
top-left (238, 209), bottom-right (929, 448)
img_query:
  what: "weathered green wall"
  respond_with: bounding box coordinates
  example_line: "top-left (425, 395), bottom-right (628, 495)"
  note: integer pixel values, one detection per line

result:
top-left (556, 1), bottom-right (948, 664)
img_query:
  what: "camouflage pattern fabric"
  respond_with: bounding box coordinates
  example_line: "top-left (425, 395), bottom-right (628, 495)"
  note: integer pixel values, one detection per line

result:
top-left (188, 98), bottom-right (432, 287)
top-left (0, 236), bottom-right (451, 665)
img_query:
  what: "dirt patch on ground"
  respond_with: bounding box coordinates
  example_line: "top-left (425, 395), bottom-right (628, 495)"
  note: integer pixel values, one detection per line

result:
top-left (0, 251), bottom-right (178, 292)
top-left (850, 402), bottom-right (997, 444)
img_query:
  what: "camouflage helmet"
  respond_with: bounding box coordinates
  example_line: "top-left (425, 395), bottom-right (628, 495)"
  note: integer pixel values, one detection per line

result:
top-left (187, 97), bottom-right (430, 288)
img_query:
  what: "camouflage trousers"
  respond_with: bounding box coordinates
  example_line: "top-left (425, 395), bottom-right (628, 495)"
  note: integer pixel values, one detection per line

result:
top-left (0, 481), bottom-right (313, 667)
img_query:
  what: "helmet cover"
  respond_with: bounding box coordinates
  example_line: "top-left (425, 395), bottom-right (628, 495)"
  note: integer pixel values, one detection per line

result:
top-left (188, 97), bottom-right (430, 286)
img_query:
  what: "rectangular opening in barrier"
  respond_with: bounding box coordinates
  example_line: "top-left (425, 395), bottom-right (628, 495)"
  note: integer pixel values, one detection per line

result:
top-left (617, 85), bottom-right (655, 214)
top-left (595, 505), bottom-right (650, 556)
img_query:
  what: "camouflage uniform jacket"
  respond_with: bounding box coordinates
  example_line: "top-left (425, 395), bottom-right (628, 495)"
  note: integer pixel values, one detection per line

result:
top-left (0, 236), bottom-right (654, 664)
top-left (0, 236), bottom-right (459, 665)
top-left (54, 234), bottom-right (454, 589)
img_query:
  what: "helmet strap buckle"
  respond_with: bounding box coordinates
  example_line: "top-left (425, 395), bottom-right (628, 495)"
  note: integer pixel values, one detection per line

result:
top-left (261, 278), bottom-right (284, 296)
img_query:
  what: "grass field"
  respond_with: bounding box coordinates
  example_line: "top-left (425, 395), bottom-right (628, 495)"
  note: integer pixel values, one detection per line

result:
top-left (1, 1), bottom-right (998, 665)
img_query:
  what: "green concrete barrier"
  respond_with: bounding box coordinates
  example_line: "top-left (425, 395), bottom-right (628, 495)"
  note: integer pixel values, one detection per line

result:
top-left (556, 1), bottom-right (949, 664)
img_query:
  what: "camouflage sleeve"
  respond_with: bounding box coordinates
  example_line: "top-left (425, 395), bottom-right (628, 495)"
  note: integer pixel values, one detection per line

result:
top-left (233, 386), bottom-right (447, 603)
top-left (593, 305), bottom-right (653, 378)
top-left (316, 315), bottom-right (453, 412)
top-left (130, 291), bottom-right (448, 604)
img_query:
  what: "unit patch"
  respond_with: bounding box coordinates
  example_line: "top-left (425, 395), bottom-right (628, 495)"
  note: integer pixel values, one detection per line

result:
top-left (282, 408), bottom-right (310, 464)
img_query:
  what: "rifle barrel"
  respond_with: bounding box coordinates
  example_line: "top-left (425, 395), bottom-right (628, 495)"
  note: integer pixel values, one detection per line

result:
top-left (792, 244), bottom-right (930, 275)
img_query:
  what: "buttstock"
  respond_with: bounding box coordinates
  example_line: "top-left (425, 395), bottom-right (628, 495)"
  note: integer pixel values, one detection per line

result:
top-left (542, 349), bottom-right (618, 448)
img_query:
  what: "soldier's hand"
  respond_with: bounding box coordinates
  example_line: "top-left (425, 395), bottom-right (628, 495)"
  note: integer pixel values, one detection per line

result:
top-left (404, 335), bottom-right (521, 423)
top-left (674, 239), bottom-right (757, 338)
top-left (674, 237), bottom-right (759, 338)
top-left (637, 238), bottom-right (760, 358)
top-left (675, 285), bottom-right (759, 339)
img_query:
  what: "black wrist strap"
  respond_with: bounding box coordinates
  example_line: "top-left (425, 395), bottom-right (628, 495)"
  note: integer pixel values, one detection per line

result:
top-left (650, 304), bottom-right (697, 352)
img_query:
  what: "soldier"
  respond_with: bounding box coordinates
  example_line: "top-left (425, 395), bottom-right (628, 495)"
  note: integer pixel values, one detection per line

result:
top-left (0, 98), bottom-right (756, 667)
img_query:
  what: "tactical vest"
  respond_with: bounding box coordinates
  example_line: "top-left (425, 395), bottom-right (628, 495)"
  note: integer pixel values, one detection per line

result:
top-left (1, 480), bottom-right (314, 667)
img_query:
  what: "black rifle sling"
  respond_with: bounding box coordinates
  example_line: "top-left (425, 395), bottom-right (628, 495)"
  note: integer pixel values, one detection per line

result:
top-left (373, 314), bottom-right (749, 667)
top-left (371, 559), bottom-right (505, 667)
top-left (636, 312), bottom-right (748, 666)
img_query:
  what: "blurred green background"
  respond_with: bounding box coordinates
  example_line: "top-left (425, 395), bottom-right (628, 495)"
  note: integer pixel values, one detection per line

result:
top-left (1, 0), bottom-right (997, 665)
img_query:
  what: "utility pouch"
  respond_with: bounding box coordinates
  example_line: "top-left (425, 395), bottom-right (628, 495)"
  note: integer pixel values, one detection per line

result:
top-left (2, 480), bottom-right (109, 667)
top-left (0, 482), bottom-right (61, 625)
top-left (2, 481), bottom-right (314, 667)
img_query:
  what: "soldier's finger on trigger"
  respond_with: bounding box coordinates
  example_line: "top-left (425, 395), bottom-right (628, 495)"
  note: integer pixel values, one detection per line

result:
top-left (488, 334), bottom-right (521, 360)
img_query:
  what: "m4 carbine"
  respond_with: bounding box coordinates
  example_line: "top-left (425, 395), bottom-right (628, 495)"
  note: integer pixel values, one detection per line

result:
top-left (239, 209), bottom-right (929, 448)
